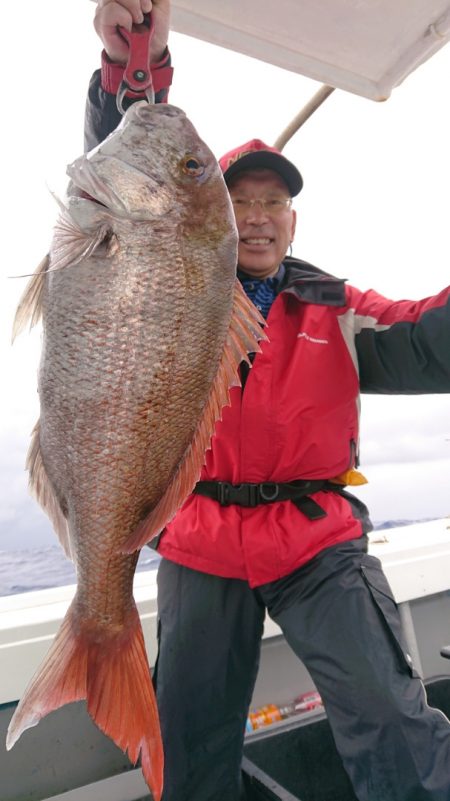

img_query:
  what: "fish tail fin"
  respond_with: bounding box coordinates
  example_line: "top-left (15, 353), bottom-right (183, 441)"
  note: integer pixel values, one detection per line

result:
top-left (86, 605), bottom-right (164, 800)
top-left (12, 254), bottom-right (50, 342)
top-left (6, 600), bottom-right (164, 801)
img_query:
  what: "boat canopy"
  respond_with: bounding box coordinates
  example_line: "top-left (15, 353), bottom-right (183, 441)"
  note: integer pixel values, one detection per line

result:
top-left (171, 0), bottom-right (450, 100)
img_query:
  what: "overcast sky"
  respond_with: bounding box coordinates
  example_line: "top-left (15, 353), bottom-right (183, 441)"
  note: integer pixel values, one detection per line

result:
top-left (1, 1), bottom-right (449, 550)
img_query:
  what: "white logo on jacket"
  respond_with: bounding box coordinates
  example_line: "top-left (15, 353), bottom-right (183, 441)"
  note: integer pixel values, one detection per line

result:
top-left (297, 331), bottom-right (329, 345)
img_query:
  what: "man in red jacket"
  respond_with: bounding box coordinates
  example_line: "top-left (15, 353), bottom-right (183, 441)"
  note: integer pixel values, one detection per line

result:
top-left (91, 2), bottom-right (450, 800)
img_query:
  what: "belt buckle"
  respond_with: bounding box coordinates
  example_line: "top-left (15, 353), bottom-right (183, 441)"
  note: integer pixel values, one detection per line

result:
top-left (217, 481), bottom-right (231, 506)
top-left (245, 484), bottom-right (259, 507)
top-left (230, 483), bottom-right (256, 506)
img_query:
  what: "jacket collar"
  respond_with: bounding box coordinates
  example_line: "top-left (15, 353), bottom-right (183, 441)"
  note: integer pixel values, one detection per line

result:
top-left (280, 256), bottom-right (347, 307)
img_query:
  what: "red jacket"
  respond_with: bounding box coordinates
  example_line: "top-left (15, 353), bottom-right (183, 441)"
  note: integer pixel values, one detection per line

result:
top-left (158, 259), bottom-right (450, 587)
top-left (84, 67), bottom-right (450, 587)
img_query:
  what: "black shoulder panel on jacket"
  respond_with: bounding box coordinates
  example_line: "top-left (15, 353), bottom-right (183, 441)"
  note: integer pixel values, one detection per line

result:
top-left (281, 257), bottom-right (347, 307)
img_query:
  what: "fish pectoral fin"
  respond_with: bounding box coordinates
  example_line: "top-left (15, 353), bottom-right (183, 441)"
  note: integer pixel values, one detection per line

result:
top-left (7, 600), bottom-right (164, 801)
top-left (50, 209), bottom-right (115, 273)
top-left (26, 420), bottom-right (73, 561)
top-left (12, 213), bottom-right (115, 342)
top-left (12, 254), bottom-right (50, 341)
top-left (122, 279), bottom-right (268, 553)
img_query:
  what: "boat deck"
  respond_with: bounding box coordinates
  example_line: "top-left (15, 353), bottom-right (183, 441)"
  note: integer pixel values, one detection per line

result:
top-left (1, 519), bottom-right (450, 801)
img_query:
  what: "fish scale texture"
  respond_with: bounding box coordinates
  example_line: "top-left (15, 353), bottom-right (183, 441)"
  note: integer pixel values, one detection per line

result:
top-left (8, 102), bottom-right (266, 801)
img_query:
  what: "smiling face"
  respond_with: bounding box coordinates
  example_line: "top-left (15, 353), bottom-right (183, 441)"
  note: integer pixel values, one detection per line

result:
top-left (228, 168), bottom-right (297, 278)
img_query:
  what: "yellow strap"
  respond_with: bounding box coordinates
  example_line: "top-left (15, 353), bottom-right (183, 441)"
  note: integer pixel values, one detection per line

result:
top-left (329, 468), bottom-right (368, 487)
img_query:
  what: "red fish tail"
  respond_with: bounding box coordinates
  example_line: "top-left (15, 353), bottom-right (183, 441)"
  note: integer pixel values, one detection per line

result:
top-left (86, 605), bottom-right (164, 800)
top-left (6, 600), bottom-right (164, 801)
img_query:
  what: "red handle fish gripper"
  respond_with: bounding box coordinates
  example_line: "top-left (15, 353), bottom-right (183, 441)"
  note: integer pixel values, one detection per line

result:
top-left (117, 13), bottom-right (155, 114)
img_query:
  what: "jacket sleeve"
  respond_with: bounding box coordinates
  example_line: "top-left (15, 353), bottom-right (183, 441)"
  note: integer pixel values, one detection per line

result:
top-left (344, 285), bottom-right (450, 394)
top-left (84, 49), bottom-right (173, 152)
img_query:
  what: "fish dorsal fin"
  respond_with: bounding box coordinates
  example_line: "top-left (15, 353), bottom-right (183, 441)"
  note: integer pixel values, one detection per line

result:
top-left (122, 279), bottom-right (268, 553)
top-left (27, 421), bottom-right (73, 561)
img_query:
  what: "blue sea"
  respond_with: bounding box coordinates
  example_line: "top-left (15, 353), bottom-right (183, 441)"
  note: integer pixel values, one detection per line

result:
top-left (0, 518), bottom-right (433, 597)
top-left (0, 545), bottom-right (161, 597)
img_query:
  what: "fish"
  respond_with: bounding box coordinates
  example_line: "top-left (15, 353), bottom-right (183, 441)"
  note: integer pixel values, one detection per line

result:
top-left (7, 101), bottom-right (266, 801)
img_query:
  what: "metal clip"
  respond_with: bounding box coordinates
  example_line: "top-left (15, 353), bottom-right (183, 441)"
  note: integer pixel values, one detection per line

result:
top-left (258, 482), bottom-right (280, 502)
top-left (116, 13), bottom-right (155, 114)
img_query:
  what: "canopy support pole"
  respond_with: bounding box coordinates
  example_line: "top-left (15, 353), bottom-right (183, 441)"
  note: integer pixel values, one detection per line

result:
top-left (274, 85), bottom-right (335, 151)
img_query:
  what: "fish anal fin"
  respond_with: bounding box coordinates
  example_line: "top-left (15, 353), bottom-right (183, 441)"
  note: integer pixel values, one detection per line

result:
top-left (6, 601), bottom-right (164, 801)
top-left (26, 421), bottom-right (72, 561)
top-left (122, 279), bottom-right (268, 553)
top-left (12, 254), bottom-right (50, 342)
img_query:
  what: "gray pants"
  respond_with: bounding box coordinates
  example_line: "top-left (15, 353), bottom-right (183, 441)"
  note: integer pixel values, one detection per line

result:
top-left (154, 537), bottom-right (450, 801)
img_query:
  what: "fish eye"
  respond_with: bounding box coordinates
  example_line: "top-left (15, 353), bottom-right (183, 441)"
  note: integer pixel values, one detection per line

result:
top-left (181, 156), bottom-right (205, 177)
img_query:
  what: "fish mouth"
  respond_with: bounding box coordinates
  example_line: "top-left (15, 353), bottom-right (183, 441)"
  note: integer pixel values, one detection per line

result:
top-left (75, 189), bottom-right (107, 206)
top-left (67, 155), bottom-right (169, 219)
top-left (67, 157), bottom-right (124, 212)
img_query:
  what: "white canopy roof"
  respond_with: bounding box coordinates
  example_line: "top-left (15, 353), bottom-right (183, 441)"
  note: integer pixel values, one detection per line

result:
top-left (171, 0), bottom-right (450, 100)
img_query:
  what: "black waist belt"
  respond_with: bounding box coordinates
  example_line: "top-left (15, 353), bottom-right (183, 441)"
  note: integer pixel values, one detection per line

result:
top-left (193, 479), bottom-right (345, 521)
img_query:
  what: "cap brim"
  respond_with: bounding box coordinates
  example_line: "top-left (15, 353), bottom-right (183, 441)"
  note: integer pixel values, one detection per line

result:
top-left (223, 151), bottom-right (303, 196)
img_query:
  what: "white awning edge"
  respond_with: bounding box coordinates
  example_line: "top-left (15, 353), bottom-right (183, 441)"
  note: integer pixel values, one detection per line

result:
top-left (171, 3), bottom-right (450, 100)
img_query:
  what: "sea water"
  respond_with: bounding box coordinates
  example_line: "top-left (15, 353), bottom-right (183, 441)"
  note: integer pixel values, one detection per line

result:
top-left (0, 545), bottom-right (161, 596)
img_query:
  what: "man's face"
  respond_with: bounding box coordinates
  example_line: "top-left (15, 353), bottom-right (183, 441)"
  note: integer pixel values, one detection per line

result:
top-left (228, 169), bottom-right (297, 278)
